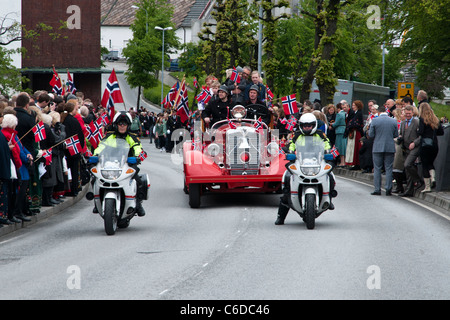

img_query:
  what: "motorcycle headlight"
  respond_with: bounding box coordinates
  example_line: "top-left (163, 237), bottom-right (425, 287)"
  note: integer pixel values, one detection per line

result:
top-left (300, 166), bottom-right (320, 176)
top-left (101, 170), bottom-right (122, 180)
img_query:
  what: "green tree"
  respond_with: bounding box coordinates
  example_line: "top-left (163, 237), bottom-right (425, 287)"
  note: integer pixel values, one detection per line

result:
top-left (123, 0), bottom-right (179, 96)
top-left (382, 0), bottom-right (450, 98)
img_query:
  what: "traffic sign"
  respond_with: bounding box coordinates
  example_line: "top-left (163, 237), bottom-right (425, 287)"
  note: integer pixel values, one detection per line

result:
top-left (398, 82), bottom-right (414, 99)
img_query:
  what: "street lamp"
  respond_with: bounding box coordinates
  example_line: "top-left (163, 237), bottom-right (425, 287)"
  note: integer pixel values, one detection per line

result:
top-left (131, 5), bottom-right (148, 34)
top-left (155, 26), bottom-right (172, 113)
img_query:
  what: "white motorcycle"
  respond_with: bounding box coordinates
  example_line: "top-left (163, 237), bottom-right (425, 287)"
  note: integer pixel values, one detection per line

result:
top-left (283, 135), bottom-right (337, 229)
top-left (86, 139), bottom-right (149, 235)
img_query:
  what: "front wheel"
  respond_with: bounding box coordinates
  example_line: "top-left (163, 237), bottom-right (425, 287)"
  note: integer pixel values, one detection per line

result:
top-left (304, 194), bottom-right (316, 230)
top-left (104, 198), bottom-right (118, 235)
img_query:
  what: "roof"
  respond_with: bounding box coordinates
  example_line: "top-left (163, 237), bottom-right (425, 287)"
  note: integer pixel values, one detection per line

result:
top-left (101, 0), bottom-right (206, 29)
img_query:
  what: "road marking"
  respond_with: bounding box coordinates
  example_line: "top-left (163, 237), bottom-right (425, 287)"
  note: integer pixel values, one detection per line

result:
top-left (338, 176), bottom-right (450, 221)
top-left (159, 289), bottom-right (169, 295)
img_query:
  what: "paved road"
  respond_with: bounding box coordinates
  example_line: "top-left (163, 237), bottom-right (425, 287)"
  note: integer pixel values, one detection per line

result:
top-left (1, 146), bottom-right (449, 300)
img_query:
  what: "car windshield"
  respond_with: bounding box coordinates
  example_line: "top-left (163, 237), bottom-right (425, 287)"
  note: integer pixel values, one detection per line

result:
top-left (97, 138), bottom-right (130, 169)
top-left (295, 135), bottom-right (324, 166)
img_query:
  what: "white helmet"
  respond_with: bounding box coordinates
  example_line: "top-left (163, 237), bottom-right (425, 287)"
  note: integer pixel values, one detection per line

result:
top-left (299, 113), bottom-right (317, 135)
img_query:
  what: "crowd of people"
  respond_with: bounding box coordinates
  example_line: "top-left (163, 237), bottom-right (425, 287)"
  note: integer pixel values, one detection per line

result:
top-left (0, 90), bottom-right (108, 226)
top-left (0, 63), bottom-right (447, 227)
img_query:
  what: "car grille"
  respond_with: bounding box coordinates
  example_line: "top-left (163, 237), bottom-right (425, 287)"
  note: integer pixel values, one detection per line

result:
top-left (226, 128), bottom-right (260, 175)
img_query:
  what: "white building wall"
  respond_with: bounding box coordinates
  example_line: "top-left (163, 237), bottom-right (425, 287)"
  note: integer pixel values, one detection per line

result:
top-left (101, 25), bottom-right (133, 58)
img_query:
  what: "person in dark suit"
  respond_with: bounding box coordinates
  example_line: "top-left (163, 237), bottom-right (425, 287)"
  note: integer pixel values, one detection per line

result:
top-left (368, 105), bottom-right (399, 195)
top-left (398, 105), bottom-right (421, 197)
top-left (60, 100), bottom-right (85, 197)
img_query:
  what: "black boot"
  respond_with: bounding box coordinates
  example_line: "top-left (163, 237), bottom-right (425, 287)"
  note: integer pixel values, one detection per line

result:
top-left (275, 203), bottom-right (289, 225)
top-left (136, 201), bottom-right (146, 217)
top-left (392, 172), bottom-right (404, 193)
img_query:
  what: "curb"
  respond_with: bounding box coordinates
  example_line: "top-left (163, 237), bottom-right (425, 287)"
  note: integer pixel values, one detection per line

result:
top-left (334, 168), bottom-right (450, 217)
top-left (0, 185), bottom-right (88, 239)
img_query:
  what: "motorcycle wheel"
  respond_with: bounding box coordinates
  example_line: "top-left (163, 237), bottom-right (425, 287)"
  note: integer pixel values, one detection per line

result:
top-left (189, 183), bottom-right (201, 208)
top-left (104, 198), bottom-right (118, 235)
top-left (304, 194), bottom-right (316, 230)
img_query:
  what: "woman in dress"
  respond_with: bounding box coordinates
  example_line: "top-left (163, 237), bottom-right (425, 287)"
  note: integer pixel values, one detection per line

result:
top-left (344, 100), bottom-right (364, 170)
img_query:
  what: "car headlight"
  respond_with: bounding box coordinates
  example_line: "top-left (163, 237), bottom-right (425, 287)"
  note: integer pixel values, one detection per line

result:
top-left (300, 166), bottom-right (320, 176)
top-left (101, 170), bottom-right (122, 180)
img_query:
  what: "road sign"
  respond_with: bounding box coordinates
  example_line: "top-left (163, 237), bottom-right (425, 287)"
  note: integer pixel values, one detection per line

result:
top-left (398, 82), bottom-right (414, 99)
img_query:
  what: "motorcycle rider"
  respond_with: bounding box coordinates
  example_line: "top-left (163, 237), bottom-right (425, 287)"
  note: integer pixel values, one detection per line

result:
top-left (92, 111), bottom-right (147, 217)
top-left (275, 112), bottom-right (336, 225)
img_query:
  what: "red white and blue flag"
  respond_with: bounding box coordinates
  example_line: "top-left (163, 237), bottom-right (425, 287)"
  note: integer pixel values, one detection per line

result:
top-left (281, 94), bottom-right (298, 115)
top-left (163, 82), bottom-right (179, 109)
top-left (32, 121), bottom-right (46, 142)
top-left (49, 66), bottom-right (64, 96)
top-left (266, 85), bottom-right (274, 101)
top-left (42, 148), bottom-right (52, 165)
top-left (86, 118), bottom-right (104, 149)
top-left (230, 67), bottom-right (240, 83)
top-left (65, 136), bottom-right (83, 156)
top-left (101, 69), bottom-right (124, 119)
top-left (254, 117), bottom-right (264, 133)
top-left (227, 117), bottom-right (237, 129)
top-left (193, 77), bottom-right (199, 89)
top-left (139, 150), bottom-right (148, 162)
top-left (330, 145), bottom-right (339, 159)
top-left (175, 80), bottom-right (190, 123)
top-left (285, 117), bottom-right (297, 131)
top-left (196, 86), bottom-right (212, 104)
top-left (66, 69), bottom-right (76, 94)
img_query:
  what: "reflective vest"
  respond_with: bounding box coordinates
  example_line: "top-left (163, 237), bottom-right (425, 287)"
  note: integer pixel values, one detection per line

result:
top-left (93, 132), bottom-right (143, 157)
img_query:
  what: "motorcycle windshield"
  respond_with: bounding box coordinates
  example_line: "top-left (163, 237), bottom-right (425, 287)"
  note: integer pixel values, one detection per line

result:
top-left (295, 135), bottom-right (324, 166)
top-left (97, 138), bottom-right (130, 169)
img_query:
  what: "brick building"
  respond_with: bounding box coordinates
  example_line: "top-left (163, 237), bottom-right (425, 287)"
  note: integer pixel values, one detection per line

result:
top-left (21, 0), bottom-right (102, 104)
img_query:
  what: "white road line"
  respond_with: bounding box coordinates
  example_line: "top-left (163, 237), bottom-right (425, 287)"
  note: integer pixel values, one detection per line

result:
top-left (338, 176), bottom-right (450, 221)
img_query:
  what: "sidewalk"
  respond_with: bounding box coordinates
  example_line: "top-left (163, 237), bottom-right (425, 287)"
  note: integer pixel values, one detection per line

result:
top-left (334, 167), bottom-right (450, 218)
top-left (0, 185), bottom-right (88, 239)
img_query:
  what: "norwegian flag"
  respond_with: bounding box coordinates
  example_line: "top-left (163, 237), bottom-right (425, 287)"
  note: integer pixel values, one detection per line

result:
top-left (193, 77), bottom-right (199, 89)
top-left (266, 85), bottom-right (274, 101)
top-left (101, 69), bottom-right (124, 119)
top-left (175, 81), bottom-right (190, 123)
top-left (42, 148), bottom-right (52, 165)
top-left (163, 82), bottom-right (179, 109)
top-left (86, 118), bottom-right (103, 149)
top-left (227, 117), bottom-right (237, 129)
top-left (280, 117), bottom-right (287, 125)
top-left (138, 150), bottom-right (148, 162)
top-left (196, 86), bottom-right (212, 104)
top-left (282, 94), bottom-right (298, 115)
top-left (49, 66), bottom-right (64, 96)
top-left (254, 117), bottom-right (264, 133)
top-left (230, 67), bottom-right (240, 83)
top-left (66, 69), bottom-right (76, 94)
top-left (32, 121), bottom-right (46, 142)
top-left (100, 113), bottom-right (110, 126)
top-left (65, 136), bottom-right (83, 156)
top-left (285, 117), bottom-right (297, 131)
top-left (330, 145), bottom-right (339, 159)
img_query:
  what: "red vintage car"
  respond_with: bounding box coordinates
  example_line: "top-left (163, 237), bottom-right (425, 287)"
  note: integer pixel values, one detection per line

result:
top-left (183, 105), bottom-right (288, 208)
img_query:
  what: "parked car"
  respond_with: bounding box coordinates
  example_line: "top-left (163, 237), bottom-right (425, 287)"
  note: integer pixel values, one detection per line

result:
top-left (102, 50), bottom-right (119, 61)
top-left (183, 105), bottom-right (288, 208)
top-left (168, 58), bottom-right (181, 72)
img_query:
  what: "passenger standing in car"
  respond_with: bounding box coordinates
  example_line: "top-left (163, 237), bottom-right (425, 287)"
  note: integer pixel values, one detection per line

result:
top-left (202, 85), bottom-right (233, 127)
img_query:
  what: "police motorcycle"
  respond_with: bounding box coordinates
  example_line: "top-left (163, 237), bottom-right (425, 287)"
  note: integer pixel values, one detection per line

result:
top-left (277, 114), bottom-right (337, 229)
top-left (86, 138), bottom-right (149, 235)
